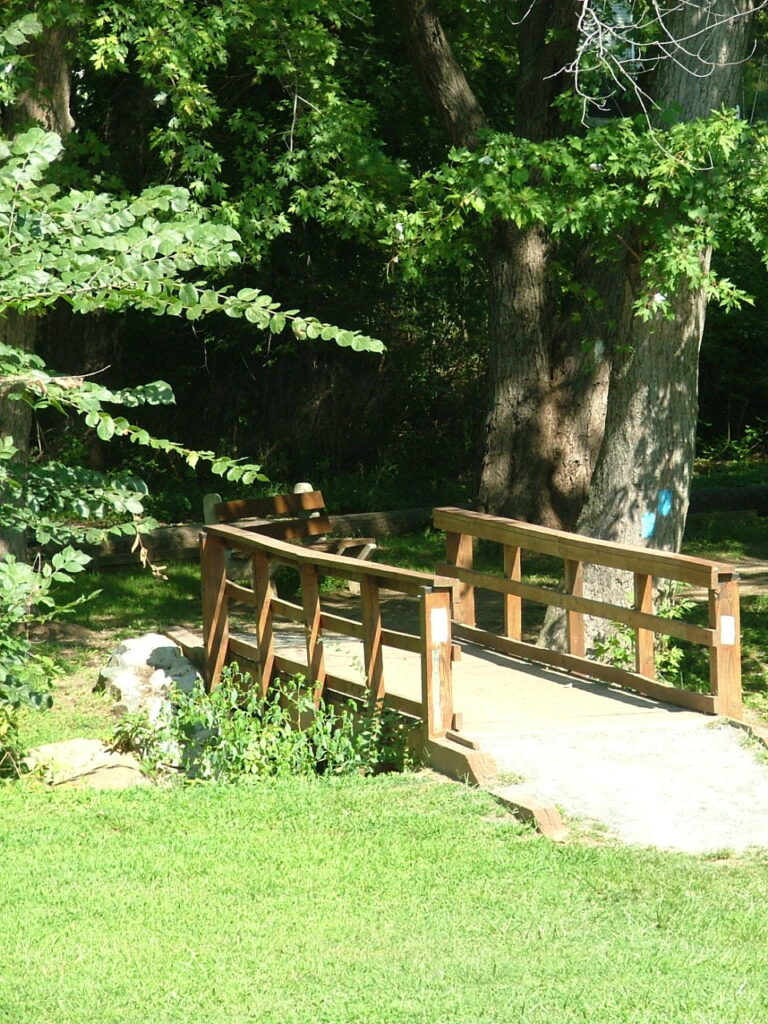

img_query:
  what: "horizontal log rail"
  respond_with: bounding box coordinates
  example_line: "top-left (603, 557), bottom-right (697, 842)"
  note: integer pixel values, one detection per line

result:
top-left (433, 507), bottom-right (742, 719)
top-left (200, 523), bottom-right (455, 740)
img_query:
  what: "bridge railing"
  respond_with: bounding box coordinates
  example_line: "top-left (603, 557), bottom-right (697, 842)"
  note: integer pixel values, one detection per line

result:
top-left (433, 507), bottom-right (741, 718)
top-left (200, 524), bottom-right (456, 739)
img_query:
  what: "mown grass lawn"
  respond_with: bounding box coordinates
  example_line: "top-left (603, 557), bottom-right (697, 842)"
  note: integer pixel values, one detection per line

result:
top-left (3, 775), bottom-right (768, 1024)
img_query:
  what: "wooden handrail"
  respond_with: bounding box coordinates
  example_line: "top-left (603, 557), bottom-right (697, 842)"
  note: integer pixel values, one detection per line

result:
top-left (435, 564), bottom-right (717, 646)
top-left (199, 523), bottom-right (455, 737)
top-left (434, 507), bottom-right (732, 588)
top-left (204, 522), bottom-right (448, 596)
top-left (433, 506), bottom-right (742, 719)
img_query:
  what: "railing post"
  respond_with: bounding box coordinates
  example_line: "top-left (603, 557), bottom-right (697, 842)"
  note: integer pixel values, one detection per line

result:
top-left (200, 530), bottom-right (229, 691)
top-left (300, 563), bottom-right (326, 706)
top-left (634, 573), bottom-right (655, 678)
top-left (420, 587), bottom-right (453, 740)
top-left (564, 559), bottom-right (585, 657)
top-left (445, 531), bottom-right (475, 626)
top-left (709, 572), bottom-right (742, 719)
top-left (361, 575), bottom-right (385, 706)
top-left (503, 544), bottom-right (522, 640)
top-left (252, 550), bottom-right (276, 696)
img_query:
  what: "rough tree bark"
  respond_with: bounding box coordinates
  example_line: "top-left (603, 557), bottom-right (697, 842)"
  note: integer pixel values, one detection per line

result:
top-left (395, 0), bottom-right (611, 529)
top-left (396, 0), bottom-right (756, 653)
top-left (543, 0), bottom-right (757, 647)
top-left (0, 24), bottom-right (74, 559)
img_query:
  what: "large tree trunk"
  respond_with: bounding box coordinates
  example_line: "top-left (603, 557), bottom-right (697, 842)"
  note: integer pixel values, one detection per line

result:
top-left (0, 24), bottom-right (74, 559)
top-left (479, 224), bottom-right (614, 527)
top-left (569, 258), bottom-right (710, 643)
top-left (396, 0), bottom-right (605, 529)
top-left (542, 0), bottom-right (756, 647)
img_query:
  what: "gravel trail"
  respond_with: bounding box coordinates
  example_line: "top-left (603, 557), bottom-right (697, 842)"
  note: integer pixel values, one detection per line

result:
top-left (483, 718), bottom-right (768, 852)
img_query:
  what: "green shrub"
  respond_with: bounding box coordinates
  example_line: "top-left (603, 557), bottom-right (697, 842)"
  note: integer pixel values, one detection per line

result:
top-left (0, 548), bottom-right (90, 776)
top-left (592, 585), bottom-right (700, 687)
top-left (112, 664), bottom-right (416, 782)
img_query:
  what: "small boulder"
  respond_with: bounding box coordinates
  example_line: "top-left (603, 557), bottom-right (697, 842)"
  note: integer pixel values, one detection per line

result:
top-left (25, 739), bottom-right (151, 789)
top-left (95, 632), bottom-right (201, 723)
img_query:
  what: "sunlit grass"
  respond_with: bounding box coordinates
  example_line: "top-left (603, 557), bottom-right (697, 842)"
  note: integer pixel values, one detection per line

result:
top-left (54, 561), bottom-right (203, 634)
top-left (3, 776), bottom-right (768, 1024)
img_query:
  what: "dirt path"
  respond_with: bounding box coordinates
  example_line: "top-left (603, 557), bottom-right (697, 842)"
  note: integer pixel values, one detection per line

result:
top-left (484, 716), bottom-right (768, 853)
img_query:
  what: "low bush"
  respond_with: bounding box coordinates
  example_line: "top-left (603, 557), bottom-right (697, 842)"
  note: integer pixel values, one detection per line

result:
top-left (0, 548), bottom-right (91, 776)
top-left (112, 664), bottom-right (416, 781)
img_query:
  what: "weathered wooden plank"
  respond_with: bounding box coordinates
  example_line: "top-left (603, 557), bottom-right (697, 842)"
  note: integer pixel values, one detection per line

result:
top-left (503, 544), bottom-right (522, 640)
top-left (271, 597), bottom-right (304, 622)
top-left (300, 563), bottom-right (326, 706)
top-left (271, 654), bottom-right (422, 719)
top-left (564, 558), bottom-right (585, 657)
top-left (252, 550), bottom-right (276, 695)
top-left (204, 524), bottom-right (437, 595)
top-left (200, 532), bottom-right (229, 691)
top-left (234, 515), bottom-right (333, 540)
top-left (225, 580), bottom-right (258, 606)
top-left (434, 507), bottom-right (730, 588)
top-left (452, 623), bottom-right (718, 715)
top-left (361, 576), bottom-right (385, 705)
top-left (420, 588), bottom-right (454, 739)
top-left (228, 634), bottom-right (260, 663)
top-left (214, 490), bottom-right (326, 521)
top-left (319, 611), bottom-right (364, 640)
top-left (634, 573), bottom-right (655, 679)
top-left (709, 574), bottom-right (743, 719)
top-left (437, 564), bottom-right (715, 647)
top-left (444, 531), bottom-right (476, 626)
top-left (317, 610), bottom-right (422, 654)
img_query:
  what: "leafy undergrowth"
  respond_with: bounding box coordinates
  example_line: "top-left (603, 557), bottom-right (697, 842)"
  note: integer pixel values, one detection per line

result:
top-left (3, 776), bottom-right (768, 1024)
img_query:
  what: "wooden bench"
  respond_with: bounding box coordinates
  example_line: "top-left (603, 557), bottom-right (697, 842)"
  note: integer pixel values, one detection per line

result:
top-left (203, 489), bottom-right (377, 562)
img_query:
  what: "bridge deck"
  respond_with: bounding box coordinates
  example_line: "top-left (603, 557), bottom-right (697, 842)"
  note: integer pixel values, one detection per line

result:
top-left (273, 623), bottom-right (701, 736)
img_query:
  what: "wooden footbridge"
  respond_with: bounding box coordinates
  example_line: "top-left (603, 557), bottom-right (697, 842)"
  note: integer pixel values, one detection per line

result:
top-left (193, 506), bottom-right (743, 787)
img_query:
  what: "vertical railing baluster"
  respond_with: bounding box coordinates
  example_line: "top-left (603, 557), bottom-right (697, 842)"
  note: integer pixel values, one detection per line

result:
top-left (252, 550), bottom-right (276, 696)
top-left (709, 571), bottom-right (742, 719)
top-left (361, 575), bottom-right (385, 706)
top-left (503, 544), bottom-right (522, 640)
top-left (300, 563), bottom-right (326, 706)
top-left (634, 573), bottom-right (655, 678)
top-left (445, 531), bottom-right (475, 626)
top-left (200, 530), bottom-right (229, 691)
top-left (420, 587), bottom-right (453, 740)
top-left (564, 559), bottom-right (585, 657)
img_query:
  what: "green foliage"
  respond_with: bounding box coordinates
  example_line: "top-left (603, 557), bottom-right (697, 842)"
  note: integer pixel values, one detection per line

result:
top-left (0, 121), bottom-right (383, 762)
top-left (0, 126), bottom-right (384, 351)
top-left (0, 546), bottom-right (89, 775)
top-left (698, 421), bottom-right (768, 466)
top-left (112, 664), bottom-right (415, 781)
top-left (0, 12), bottom-right (42, 106)
top-left (593, 585), bottom-right (698, 687)
top-left (383, 111), bottom-right (766, 315)
top-left (0, 124), bottom-right (383, 549)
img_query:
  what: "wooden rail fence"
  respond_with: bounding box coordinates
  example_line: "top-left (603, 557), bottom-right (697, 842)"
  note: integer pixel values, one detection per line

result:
top-left (200, 523), bottom-right (457, 740)
top-left (433, 507), bottom-right (742, 719)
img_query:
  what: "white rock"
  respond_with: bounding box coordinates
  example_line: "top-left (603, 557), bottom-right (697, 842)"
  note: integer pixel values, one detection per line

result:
top-left (25, 739), bottom-right (151, 789)
top-left (96, 632), bottom-right (201, 723)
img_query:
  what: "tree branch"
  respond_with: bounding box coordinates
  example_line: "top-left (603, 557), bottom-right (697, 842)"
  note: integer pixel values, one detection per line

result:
top-left (393, 0), bottom-right (487, 149)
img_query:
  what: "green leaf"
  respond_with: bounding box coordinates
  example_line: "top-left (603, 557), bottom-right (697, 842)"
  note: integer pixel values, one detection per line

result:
top-left (178, 283), bottom-right (199, 306)
top-left (96, 416), bottom-right (115, 441)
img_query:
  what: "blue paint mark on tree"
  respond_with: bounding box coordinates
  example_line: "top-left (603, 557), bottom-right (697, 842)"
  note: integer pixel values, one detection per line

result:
top-left (641, 489), bottom-right (673, 540)
top-left (641, 512), bottom-right (656, 539)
